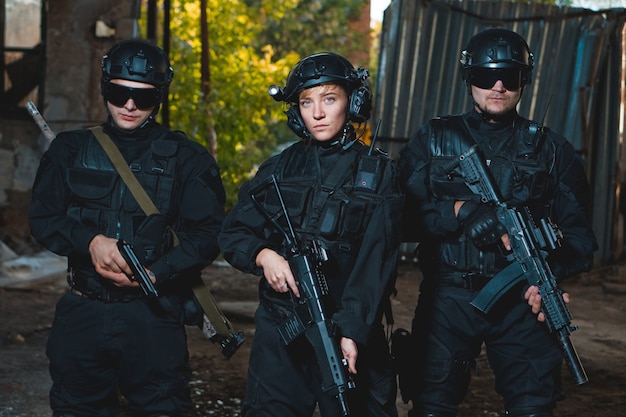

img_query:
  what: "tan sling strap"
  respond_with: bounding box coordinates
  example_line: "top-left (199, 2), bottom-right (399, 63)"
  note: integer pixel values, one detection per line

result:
top-left (89, 126), bottom-right (244, 358)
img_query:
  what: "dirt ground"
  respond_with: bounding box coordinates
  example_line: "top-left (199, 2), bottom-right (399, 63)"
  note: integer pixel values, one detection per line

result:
top-left (1, 256), bottom-right (625, 417)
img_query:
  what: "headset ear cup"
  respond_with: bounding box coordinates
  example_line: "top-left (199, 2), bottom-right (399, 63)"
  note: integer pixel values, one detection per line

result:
top-left (285, 105), bottom-right (310, 139)
top-left (349, 86), bottom-right (371, 123)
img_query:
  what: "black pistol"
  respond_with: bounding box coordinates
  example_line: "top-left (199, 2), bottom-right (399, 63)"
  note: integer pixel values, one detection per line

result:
top-left (117, 240), bottom-right (159, 297)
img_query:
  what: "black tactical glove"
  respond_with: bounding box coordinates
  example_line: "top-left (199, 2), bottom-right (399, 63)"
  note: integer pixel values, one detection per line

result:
top-left (457, 201), bottom-right (507, 248)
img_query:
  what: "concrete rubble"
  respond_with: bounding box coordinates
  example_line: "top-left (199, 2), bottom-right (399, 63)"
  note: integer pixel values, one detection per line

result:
top-left (0, 241), bottom-right (67, 289)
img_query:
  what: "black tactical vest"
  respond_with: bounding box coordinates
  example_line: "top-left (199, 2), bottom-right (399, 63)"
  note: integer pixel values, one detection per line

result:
top-left (426, 114), bottom-right (556, 275)
top-left (256, 141), bottom-right (388, 270)
top-left (66, 130), bottom-right (181, 269)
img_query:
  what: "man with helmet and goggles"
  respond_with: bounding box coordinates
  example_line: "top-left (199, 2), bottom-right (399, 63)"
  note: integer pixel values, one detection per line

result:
top-left (219, 52), bottom-right (404, 417)
top-left (29, 39), bottom-right (226, 416)
top-left (397, 28), bottom-right (597, 417)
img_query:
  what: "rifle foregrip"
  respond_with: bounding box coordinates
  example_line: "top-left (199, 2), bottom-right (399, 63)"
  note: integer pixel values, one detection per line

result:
top-left (288, 254), bottom-right (354, 415)
top-left (306, 325), bottom-right (354, 416)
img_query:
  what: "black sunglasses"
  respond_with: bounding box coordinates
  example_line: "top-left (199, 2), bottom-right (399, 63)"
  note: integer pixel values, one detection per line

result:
top-left (469, 68), bottom-right (523, 91)
top-left (104, 83), bottom-right (162, 109)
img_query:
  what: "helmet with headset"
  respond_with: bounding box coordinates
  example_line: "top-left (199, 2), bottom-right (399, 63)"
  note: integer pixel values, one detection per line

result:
top-left (269, 52), bottom-right (371, 139)
top-left (101, 39), bottom-right (174, 109)
top-left (459, 28), bottom-right (534, 91)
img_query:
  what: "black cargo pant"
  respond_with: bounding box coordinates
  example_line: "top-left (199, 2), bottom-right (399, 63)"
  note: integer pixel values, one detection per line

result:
top-left (47, 291), bottom-right (191, 417)
top-left (242, 303), bottom-right (398, 417)
top-left (408, 278), bottom-right (564, 417)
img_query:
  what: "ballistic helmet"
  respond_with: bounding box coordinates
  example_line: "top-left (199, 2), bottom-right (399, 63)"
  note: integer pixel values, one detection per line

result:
top-left (272, 52), bottom-right (367, 103)
top-left (460, 28), bottom-right (534, 89)
top-left (101, 39), bottom-right (173, 106)
top-left (268, 52), bottom-right (371, 138)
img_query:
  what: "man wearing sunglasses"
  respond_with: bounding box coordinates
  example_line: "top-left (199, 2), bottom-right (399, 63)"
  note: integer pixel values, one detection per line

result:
top-left (29, 40), bottom-right (226, 417)
top-left (397, 28), bottom-right (597, 417)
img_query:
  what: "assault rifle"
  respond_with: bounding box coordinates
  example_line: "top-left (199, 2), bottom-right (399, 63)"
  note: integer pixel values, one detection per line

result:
top-left (447, 145), bottom-right (588, 385)
top-left (250, 175), bottom-right (355, 416)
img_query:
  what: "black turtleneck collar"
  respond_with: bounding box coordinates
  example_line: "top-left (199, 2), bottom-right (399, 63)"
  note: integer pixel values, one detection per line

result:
top-left (465, 109), bottom-right (518, 158)
top-left (103, 118), bottom-right (167, 163)
top-left (104, 118), bottom-right (165, 142)
top-left (467, 108), bottom-right (517, 130)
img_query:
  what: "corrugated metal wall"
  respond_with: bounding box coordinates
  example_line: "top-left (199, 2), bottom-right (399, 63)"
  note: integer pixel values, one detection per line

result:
top-left (374, 0), bottom-right (626, 265)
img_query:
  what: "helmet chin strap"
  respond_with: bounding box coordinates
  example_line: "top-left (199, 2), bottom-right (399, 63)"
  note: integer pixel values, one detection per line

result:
top-left (340, 124), bottom-right (357, 151)
top-left (340, 106), bottom-right (358, 150)
top-left (139, 106), bottom-right (160, 129)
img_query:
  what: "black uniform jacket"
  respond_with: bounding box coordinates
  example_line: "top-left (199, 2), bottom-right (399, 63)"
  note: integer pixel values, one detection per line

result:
top-left (29, 121), bottom-right (225, 285)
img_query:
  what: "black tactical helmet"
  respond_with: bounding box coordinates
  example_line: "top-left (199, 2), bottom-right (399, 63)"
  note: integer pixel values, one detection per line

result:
top-left (101, 39), bottom-right (173, 105)
top-left (460, 28), bottom-right (534, 88)
top-left (268, 52), bottom-right (371, 139)
top-left (270, 52), bottom-right (368, 104)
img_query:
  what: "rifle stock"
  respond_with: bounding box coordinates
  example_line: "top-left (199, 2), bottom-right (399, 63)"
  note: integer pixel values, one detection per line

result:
top-left (453, 145), bottom-right (588, 385)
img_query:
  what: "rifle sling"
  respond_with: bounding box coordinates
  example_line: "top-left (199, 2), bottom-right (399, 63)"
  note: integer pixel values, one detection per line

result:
top-left (89, 126), bottom-right (237, 338)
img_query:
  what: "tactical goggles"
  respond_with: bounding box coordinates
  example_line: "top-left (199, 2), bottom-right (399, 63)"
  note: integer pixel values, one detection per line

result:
top-left (104, 83), bottom-right (162, 109)
top-left (469, 68), bottom-right (523, 91)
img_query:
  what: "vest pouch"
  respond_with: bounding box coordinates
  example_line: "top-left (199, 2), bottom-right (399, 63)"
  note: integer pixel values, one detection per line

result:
top-left (429, 157), bottom-right (475, 201)
top-left (489, 157), bottom-right (516, 201)
top-left (122, 173), bottom-right (159, 213)
top-left (67, 167), bottom-right (117, 202)
top-left (339, 197), bottom-right (369, 240)
top-left (319, 198), bottom-right (346, 239)
top-left (510, 164), bottom-right (549, 205)
top-left (67, 206), bottom-right (105, 229)
top-left (133, 213), bottom-right (172, 264)
top-left (438, 236), bottom-right (470, 271)
top-left (120, 172), bottom-right (175, 214)
top-left (439, 236), bottom-right (503, 275)
top-left (256, 180), bottom-right (314, 228)
top-left (492, 157), bottom-right (550, 206)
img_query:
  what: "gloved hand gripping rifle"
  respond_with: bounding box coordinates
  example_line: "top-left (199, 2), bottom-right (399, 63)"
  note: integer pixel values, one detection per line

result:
top-left (250, 175), bottom-right (355, 416)
top-left (444, 145), bottom-right (588, 385)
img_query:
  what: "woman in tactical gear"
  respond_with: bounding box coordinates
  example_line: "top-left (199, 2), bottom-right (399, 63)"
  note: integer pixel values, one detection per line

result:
top-left (219, 52), bottom-right (404, 417)
top-left (397, 28), bottom-right (597, 417)
top-left (29, 39), bottom-right (226, 416)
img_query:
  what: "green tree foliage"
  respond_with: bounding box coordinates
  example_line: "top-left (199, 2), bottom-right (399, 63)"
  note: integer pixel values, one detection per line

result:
top-left (249, 0), bottom-right (368, 57)
top-left (143, 0), bottom-right (367, 209)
